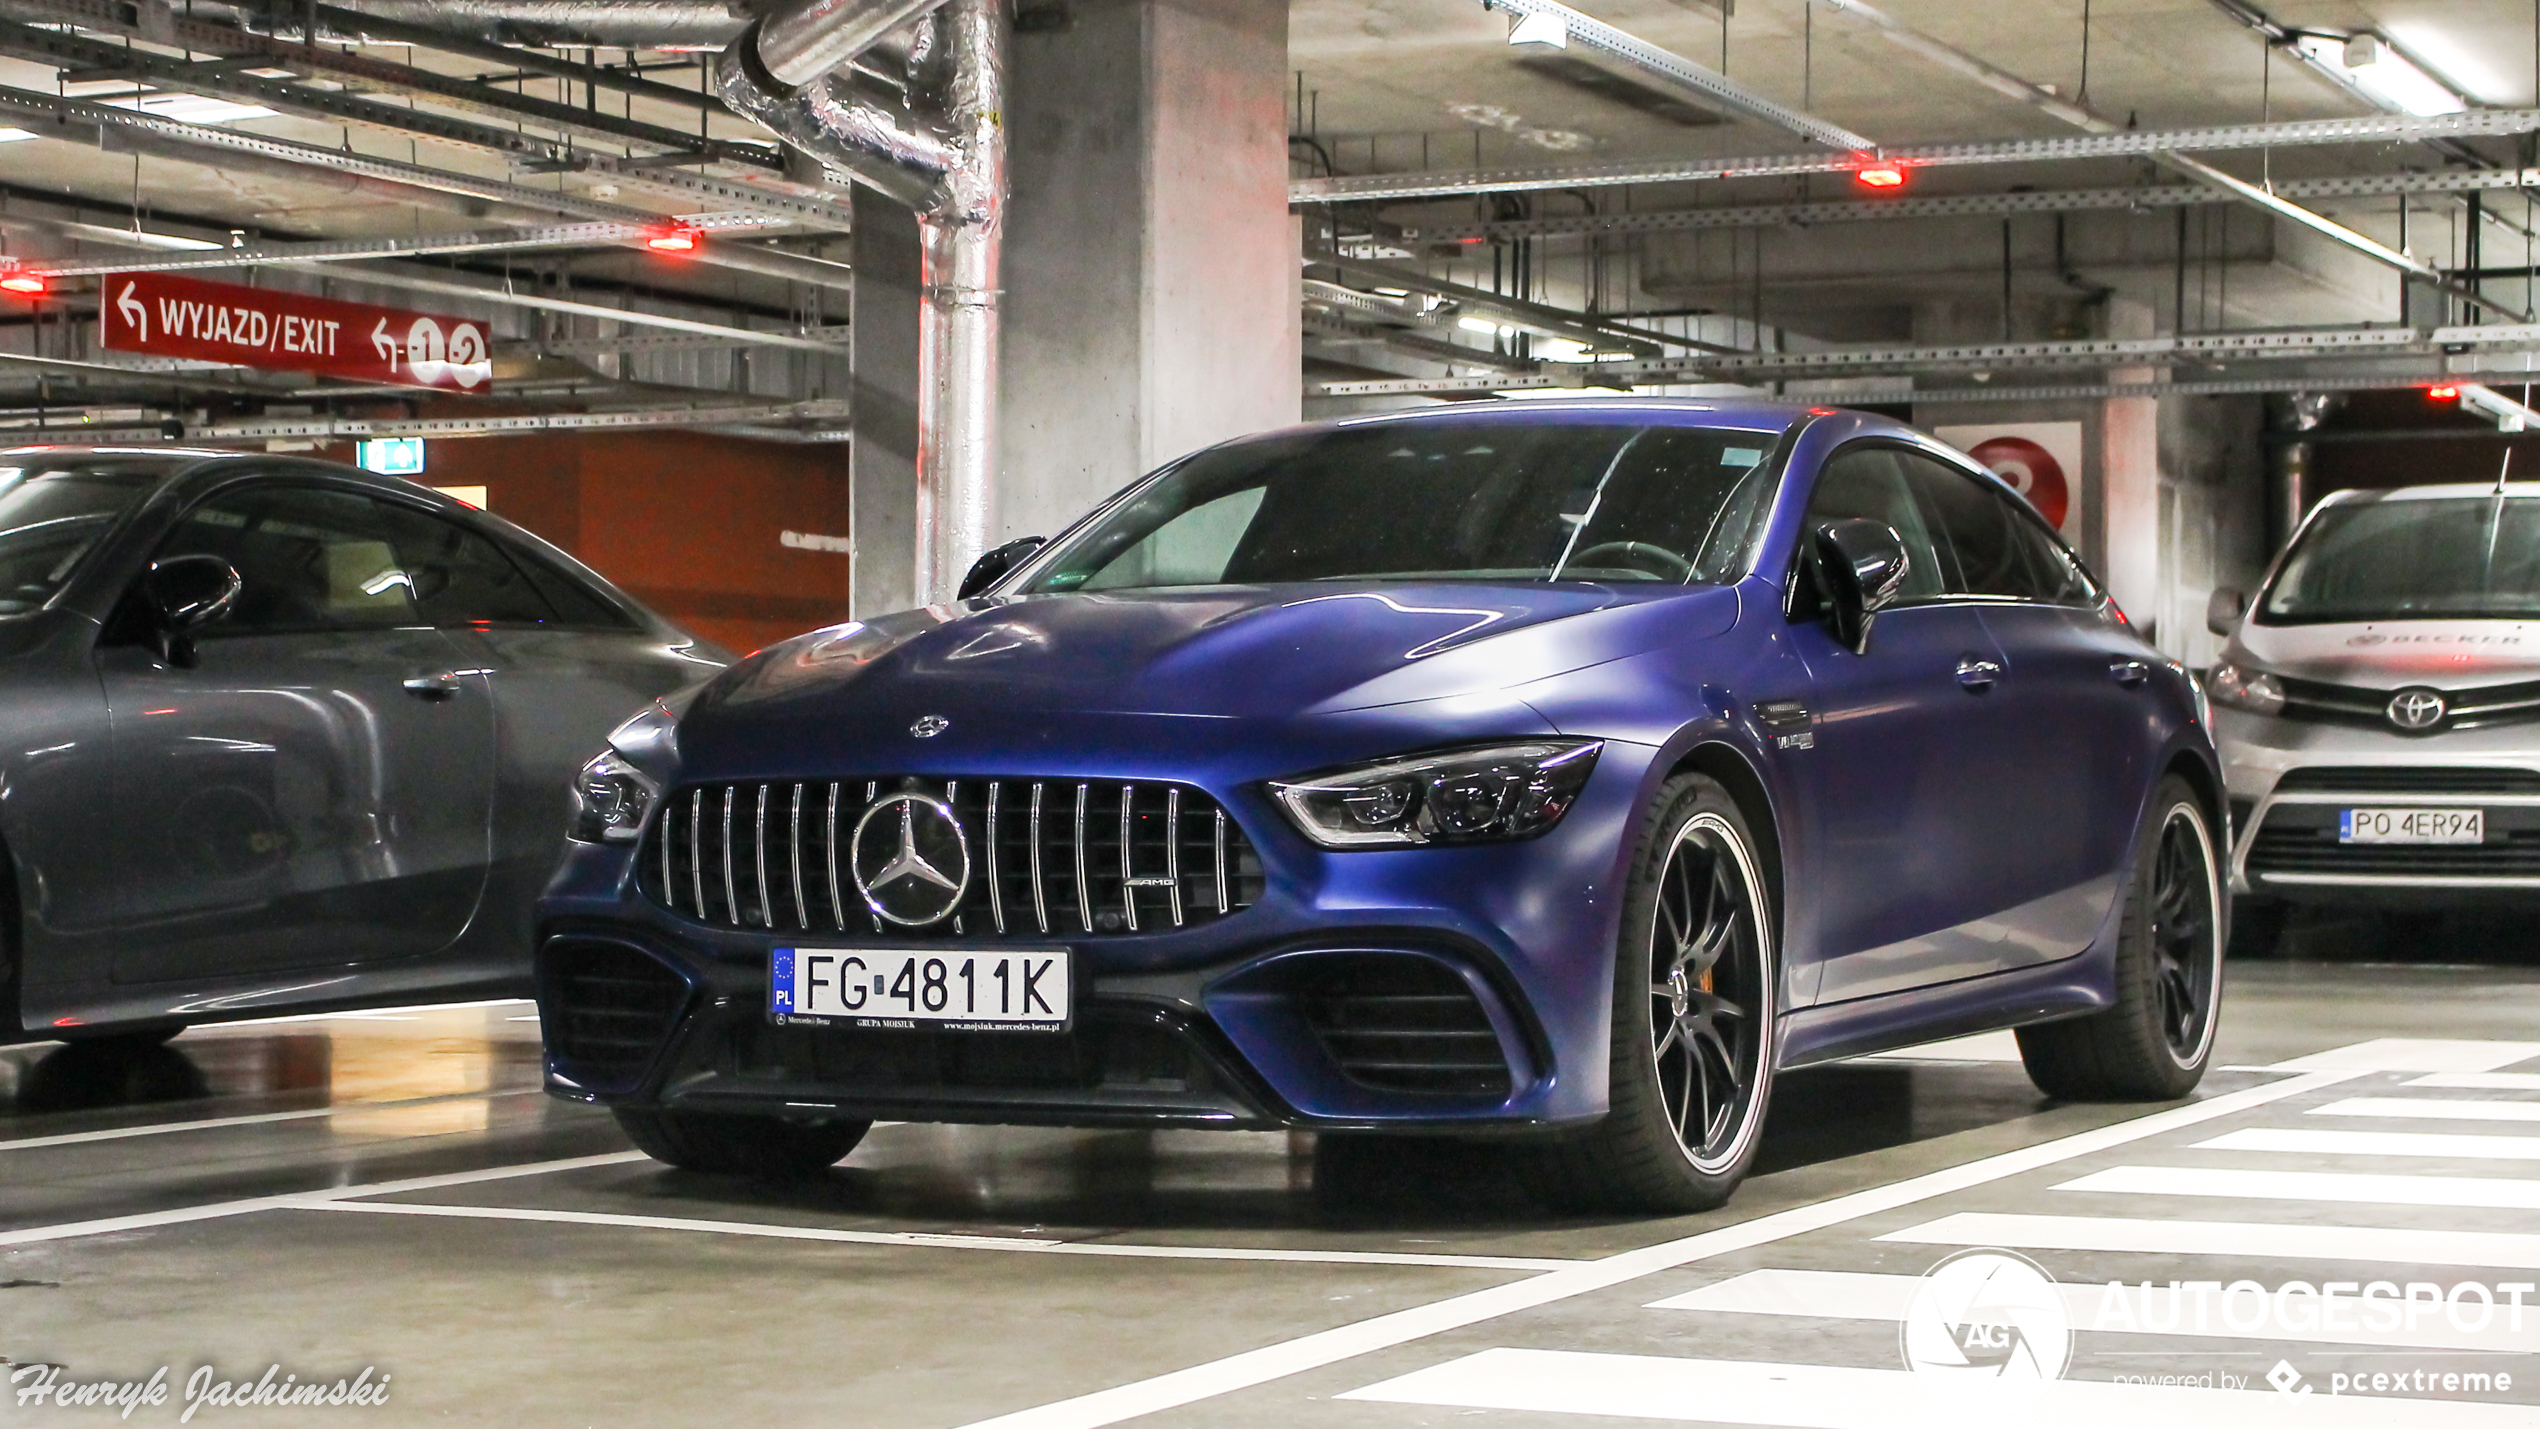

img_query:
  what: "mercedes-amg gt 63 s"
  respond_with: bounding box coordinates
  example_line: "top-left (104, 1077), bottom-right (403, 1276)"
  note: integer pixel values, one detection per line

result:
top-left (540, 400), bottom-right (2225, 1211)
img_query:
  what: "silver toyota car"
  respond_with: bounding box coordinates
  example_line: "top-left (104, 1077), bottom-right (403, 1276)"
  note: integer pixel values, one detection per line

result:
top-left (2206, 480), bottom-right (2540, 946)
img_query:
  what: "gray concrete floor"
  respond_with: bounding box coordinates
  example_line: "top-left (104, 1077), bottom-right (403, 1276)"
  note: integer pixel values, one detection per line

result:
top-left (7, 947), bottom-right (2540, 1427)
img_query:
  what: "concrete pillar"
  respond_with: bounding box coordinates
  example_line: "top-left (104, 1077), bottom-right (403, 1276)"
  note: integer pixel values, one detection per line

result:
top-left (999, 0), bottom-right (1298, 545)
top-left (851, 187), bottom-right (921, 620)
top-left (2101, 370), bottom-right (2163, 643)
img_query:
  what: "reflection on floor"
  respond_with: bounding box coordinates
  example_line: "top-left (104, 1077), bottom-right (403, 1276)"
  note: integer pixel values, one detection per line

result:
top-left (6, 962), bottom-right (2540, 1427)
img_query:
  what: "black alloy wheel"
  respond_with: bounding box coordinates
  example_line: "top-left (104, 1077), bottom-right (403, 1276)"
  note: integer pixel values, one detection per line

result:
top-left (1530, 773), bottom-right (1778, 1213)
top-left (2018, 774), bottom-right (2224, 1101)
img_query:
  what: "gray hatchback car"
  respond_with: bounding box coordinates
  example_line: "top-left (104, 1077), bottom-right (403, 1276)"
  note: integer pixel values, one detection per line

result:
top-left (0, 446), bottom-right (724, 1044)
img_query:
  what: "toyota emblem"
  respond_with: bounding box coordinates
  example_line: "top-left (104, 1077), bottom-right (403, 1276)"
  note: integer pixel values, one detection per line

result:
top-left (910, 714), bottom-right (950, 738)
top-left (849, 794), bottom-right (971, 926)
top-left (2387, 688), bottom-right (2448, 733)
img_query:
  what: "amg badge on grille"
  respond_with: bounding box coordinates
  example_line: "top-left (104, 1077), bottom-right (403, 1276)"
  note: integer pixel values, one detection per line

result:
top-left (850, 794), bottom-right (972, 925)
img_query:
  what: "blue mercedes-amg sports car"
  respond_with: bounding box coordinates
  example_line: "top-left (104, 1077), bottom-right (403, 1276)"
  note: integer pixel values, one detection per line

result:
top-left (536, 398), bottom-right (2224, 1211)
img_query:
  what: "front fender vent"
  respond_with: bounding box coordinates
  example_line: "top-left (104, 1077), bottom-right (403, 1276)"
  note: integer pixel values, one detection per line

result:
top-left (638, 778), bottom-right (1264, 938)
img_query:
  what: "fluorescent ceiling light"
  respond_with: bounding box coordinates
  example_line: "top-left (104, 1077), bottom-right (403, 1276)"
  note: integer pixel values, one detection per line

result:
top-left (0, 128), bottom-right (32, 143)
top-left (1508, 10), bottom-right (1567, 48)
top-left (2293, 32), bottom-right (2465, 116)
top-left (102, 93), bottom-right (279, 124)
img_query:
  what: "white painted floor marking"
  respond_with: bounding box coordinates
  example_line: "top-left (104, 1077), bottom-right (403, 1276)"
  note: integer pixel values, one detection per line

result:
top-left (2315, 1097), bottom-right (2540, 1124)
top-left (946, 1070), bottom-right (2360, 1429)
top-left (2198, 1127), bottom-right (2540, 1161)
top-left (2057, 1165), bottom-right (2540, 1211)
top-left (1340, 1348), bottom-right (2534, 1426)
top-left (185, 997), bottom-right (536, 1031)
top-left (0, 1089), bottom-right (541, 1151)
top-left (1884, 1211), bottom-right (2540, 1271)
top-left (300, 1201), bottom-right (1582, 1270)
top-left (2271, 1039), bottom-right (2540, 1073)
top-left (0, 1150), bottom-right (649, 1247)
top-left (2413, 1073), bottom-right (2540, 1091)
top-left (1859, 1029), bottom-right (2024, 1063)
top-left (1648, 1268), bottom-right (2540, 1355)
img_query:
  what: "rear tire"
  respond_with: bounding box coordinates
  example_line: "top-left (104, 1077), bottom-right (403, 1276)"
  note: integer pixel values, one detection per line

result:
top-left (614, 1107), bottom-right (871, 1178)
top-left (2018, 775), bottom-right (2223, 1101)
top-left (1531, 774), bottom-right (1777, 1215)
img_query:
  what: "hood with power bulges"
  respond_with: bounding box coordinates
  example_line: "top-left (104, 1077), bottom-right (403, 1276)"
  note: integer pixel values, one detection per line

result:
top-left (2231, 619), bottom-right (2540, 688)
top-left (688, 582), bottom-right (1739, 727)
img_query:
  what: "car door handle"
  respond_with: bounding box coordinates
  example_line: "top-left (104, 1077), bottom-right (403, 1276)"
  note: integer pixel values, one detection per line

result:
top-left (402, 673), bottom-right (463, 701)
top-left (2107, 657), bottom-right (2151, 687)
top-left (1954, 657), bottom-right (2003, 691)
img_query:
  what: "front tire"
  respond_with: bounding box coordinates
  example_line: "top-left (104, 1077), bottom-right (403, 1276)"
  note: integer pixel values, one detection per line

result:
top-left (2018, 775), bottom-right (2224, 1101)
top-left (1534, 774), bottom-right (1777, 1214)
top-left (614, 1107), bottom-right (871, 1178)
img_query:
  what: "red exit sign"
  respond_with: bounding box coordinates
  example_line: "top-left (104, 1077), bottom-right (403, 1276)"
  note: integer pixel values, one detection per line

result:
top-left (99, 271), bottom-right (492, 393)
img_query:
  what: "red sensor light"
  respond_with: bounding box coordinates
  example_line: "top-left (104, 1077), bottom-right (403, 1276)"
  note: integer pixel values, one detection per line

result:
top-left (0, 273), bottom-right (44, 295)
top-left (645, 226), bottom-right (700, 254)
top-left (2429, 383), bottom-right (2460, 401)
top-left (1854, 163), bottom-right (1907, 190)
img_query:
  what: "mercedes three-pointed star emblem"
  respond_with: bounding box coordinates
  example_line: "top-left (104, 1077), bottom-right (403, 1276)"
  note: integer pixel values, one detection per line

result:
top-left (849, 793), bottom-right (971, 926)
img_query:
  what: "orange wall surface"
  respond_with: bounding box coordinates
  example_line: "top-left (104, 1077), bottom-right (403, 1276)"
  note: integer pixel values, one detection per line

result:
top-left (403, 431), bottom-right (855, 657)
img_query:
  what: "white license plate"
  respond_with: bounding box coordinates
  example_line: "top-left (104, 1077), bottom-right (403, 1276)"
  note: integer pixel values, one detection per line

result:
top-left (769, 948), bottom-right (1070, 1032)
top-left (2339, 808), bottom-right (2485, 844)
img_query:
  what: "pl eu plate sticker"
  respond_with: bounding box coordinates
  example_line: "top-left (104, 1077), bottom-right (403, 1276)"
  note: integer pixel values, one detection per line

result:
top-left (770, 948), bottom-right (795, 1016)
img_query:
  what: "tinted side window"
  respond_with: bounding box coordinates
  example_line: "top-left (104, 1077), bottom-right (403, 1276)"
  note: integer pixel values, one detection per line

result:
top-left (1798, 446), bottom-right (1947, 603)
top-left (512, 554), bottom-right (638, 629)
top-left (369, 506), bottom-right (559, 626)
top-left (1902, 454), bottom-right (2092, 604)
top-left (156, 486), bottom-right (421, 633)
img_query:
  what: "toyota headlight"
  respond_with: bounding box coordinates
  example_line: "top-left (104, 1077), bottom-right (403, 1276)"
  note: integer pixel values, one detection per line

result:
top-left (2207, 661), bottom-right (2286, 716)
top-left (1271, 741), bottom-right (1602, 848)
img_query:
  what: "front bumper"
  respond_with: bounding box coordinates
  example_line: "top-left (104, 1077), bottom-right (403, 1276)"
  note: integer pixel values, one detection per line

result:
top-left (533, 747), bottom-right (1658, 1132)
top-left (2216, 708), bottom-right (2540, 901)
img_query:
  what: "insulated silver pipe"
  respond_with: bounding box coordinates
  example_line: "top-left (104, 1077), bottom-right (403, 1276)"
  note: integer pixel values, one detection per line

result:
top-left (330, 1), bottom-right (748, 47)
top-left (759, 0), bottom-right (954, 87)
top-left (913, 0), bottom-right (1006, 603)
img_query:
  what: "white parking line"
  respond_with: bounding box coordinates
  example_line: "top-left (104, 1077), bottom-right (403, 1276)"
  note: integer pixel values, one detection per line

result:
top-left (944, 1070), bottom-right (2359, 1429)
top-left (2197, 1127), bottom-right (2540, 1161)
top-left (2316, 1097), bottom-right (2540, 1124)
top-left (0, 1089), bottom-right (541, 1151)
top-left (1883, 1210), bottom-right (2540, 1271)
top-left (299, 1201), bottom-right (1582, 1270)
top-left (2058, 1165), bottom-right (2540, 1211)
top-left (2271, 1040), bottom-right (2540, 1073)
top-left (2411, 1073), bottom-right (2540, 1092)
top-left (1340, 1348), bottom-right (2530, 1426)
top-left (1648, 1268), bottom-right (2540, 1354)
top-left (0, 1151), bottom-right (648, 1247)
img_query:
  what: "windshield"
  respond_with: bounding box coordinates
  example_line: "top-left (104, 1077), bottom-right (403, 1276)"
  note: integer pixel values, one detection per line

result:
top-left (2259, 495), bottom-right (2540, 624)
top-left (0, 461), bottom-right (165, 617)
top-left (1019, 420), bottom-right (1786, 593)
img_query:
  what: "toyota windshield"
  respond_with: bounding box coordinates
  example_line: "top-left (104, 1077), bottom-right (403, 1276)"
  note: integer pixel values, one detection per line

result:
top-left (1019, 421), bottom-right (1787, 593)
top-left (2258, 493), bottom-right (2540, 625)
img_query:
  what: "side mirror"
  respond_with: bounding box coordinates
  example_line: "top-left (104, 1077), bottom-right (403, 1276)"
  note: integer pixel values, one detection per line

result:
top-left (2205, 586), bottom-right (2247, 637)
top-left (1813, 519), bottom-right (1909, 655)
top-left (141, 554), bottom-right (242, 667)
top-left (958, 535), bottom-right (1047, 600)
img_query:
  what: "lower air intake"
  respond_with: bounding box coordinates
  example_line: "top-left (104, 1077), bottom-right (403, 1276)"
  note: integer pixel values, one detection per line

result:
top-left (542, 940), bottom-right (690, 1085)
top-left (1289, 953), bottom-right (1513, 1098)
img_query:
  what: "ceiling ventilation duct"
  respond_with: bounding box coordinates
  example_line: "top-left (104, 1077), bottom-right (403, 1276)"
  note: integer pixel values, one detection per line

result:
top-left (324, 1), bottom-right (752, 48)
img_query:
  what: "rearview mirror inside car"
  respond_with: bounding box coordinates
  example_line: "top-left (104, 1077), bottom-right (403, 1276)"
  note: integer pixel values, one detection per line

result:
top-left (959, 535), bottom-right (1048, 600)
top-left (1812, 519), bottom-right (1909, 656)
top-left (2205, 586), bottom-right (2247, 637)
top-left (142, 554), bottom-right (242, 668)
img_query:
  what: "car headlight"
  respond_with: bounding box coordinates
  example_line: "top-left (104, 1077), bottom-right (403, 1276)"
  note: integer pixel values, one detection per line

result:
top-left (2207, 661), bottom-right (2286, 716)
top-left (1270, 741), bottom-right (1603, 848)
top-left (570, 749), bottom-right (659, 843)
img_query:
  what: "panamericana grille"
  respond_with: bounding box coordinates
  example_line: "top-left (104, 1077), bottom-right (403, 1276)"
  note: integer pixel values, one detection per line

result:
top-left (1289, 954), bottom-right (1514, 1099)
top-left (2273, 767), bottom-right (2540, 796)
top-left (639, 778), bottom-right (1264, 937)
top-left (542, 940), bottom-right (690, 1083)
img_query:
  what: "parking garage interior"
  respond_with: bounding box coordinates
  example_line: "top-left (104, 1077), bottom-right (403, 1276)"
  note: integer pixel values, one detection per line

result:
top-left (10, 0), bottom-right (2540, 1424)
